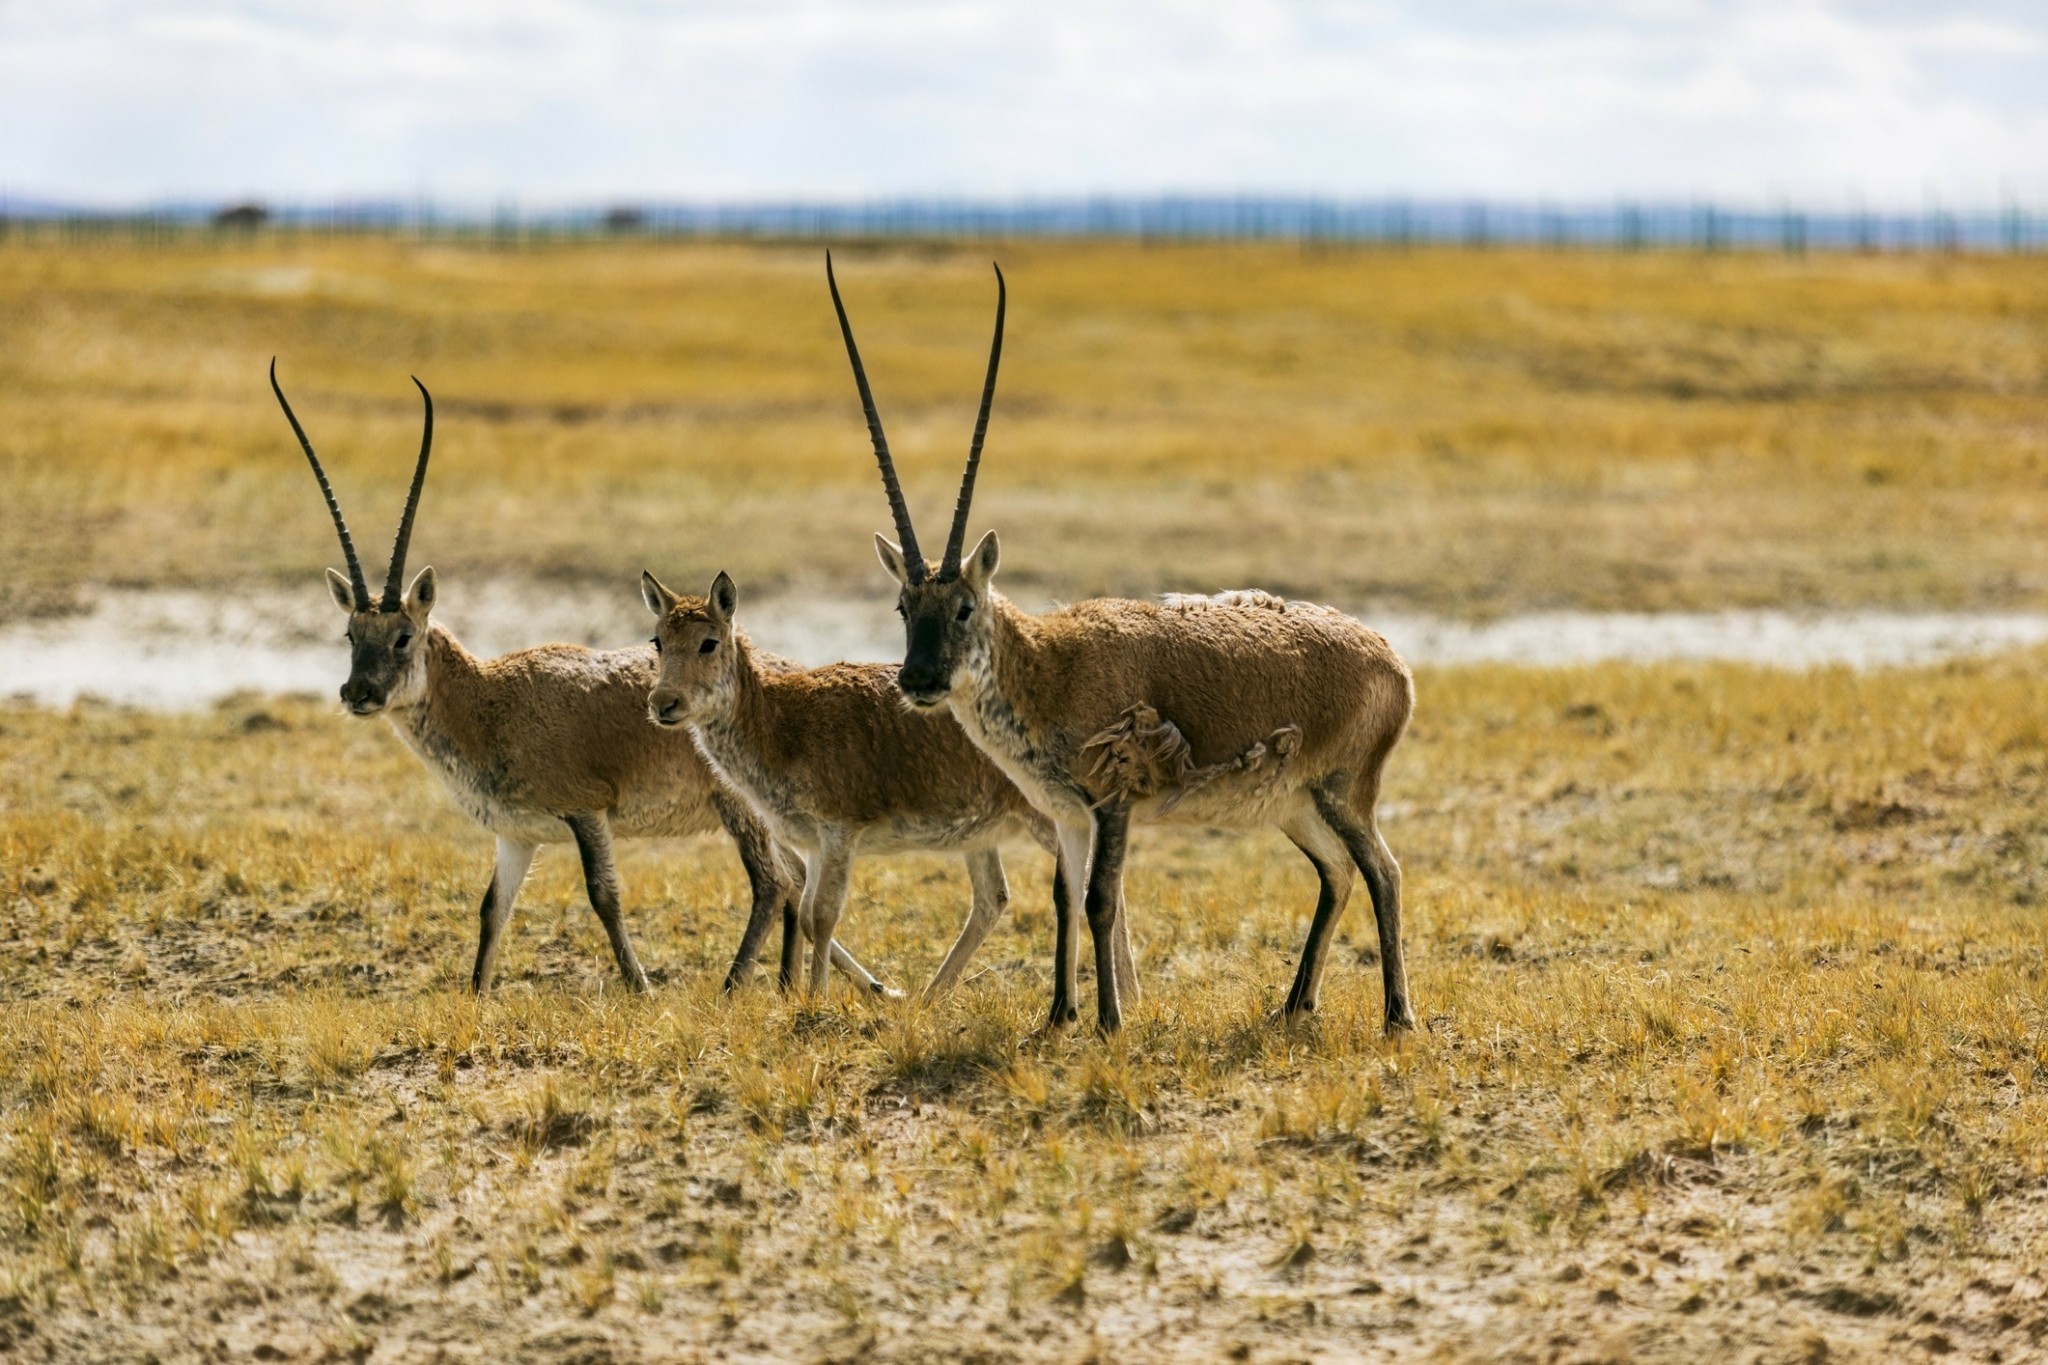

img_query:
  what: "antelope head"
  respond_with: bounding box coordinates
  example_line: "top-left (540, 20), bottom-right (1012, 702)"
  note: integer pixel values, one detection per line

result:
top-left (826, 253), bottom-right (1006, 710)
top-left (642, 569), bottom-right (738, 729)
top-left (271, 360), bottom-right (438, 716)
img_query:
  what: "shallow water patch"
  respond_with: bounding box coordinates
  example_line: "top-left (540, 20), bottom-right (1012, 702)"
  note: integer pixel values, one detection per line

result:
top-left (6, 586), bottom-right (2048, 709)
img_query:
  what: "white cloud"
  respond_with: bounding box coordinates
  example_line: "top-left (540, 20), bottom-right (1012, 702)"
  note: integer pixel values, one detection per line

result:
top-left (0, 0), bottom-right (2042, 206)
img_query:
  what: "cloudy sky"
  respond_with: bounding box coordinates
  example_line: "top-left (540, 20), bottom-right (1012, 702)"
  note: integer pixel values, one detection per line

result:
top-left (3, 0), bottom-right (2044, 208)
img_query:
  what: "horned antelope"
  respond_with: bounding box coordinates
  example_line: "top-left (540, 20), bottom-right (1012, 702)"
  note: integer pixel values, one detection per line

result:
top-left (641, 568), bottom-right (1136, 1004)
top-left (826, 258), bottom-right (1417, 1036)
top-left (269, 361), bottom-right (887, 996)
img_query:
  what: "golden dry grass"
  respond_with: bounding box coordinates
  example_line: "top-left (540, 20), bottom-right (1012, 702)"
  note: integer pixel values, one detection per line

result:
top-left (3, 236), bottom-right (2047, 622)
top-left (5, 652), bottom-right (2047, 1361)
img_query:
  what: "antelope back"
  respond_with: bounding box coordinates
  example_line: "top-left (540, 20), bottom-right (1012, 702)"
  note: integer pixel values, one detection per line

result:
top-left (642, 571), bottom-right (1037, 831)
top-left (395, 629), bottom-right (726, 839)
top-left (1008, 593), bottom-right (1413, 774)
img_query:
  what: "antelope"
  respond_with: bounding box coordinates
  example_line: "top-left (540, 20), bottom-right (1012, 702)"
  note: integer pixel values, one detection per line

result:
top-left (269, 361), bottom-right (887, 996)
top-left (826, 257), bottom-right (1417, 1036)
top-left (640, 569), bottom-right (1135, 1004)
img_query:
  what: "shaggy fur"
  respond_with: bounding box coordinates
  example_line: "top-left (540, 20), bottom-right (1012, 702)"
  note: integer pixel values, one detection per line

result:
top-left (643, 571), bottom-right (1136, 1002)
top-left (273, 361), bottom-right (880, 995)
top-left (883, 541), bottom-right (1416, 1036)
top-left (327, 576), bottom-right (887, 996)
top-left (824, 261), bottom-right (1411, 1035)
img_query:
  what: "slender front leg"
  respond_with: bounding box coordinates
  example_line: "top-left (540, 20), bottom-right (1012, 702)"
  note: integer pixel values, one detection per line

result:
top-left (1312, 786), bottom-right (1415, 1033)
top-left (778, 891), bottom-right (801, 990)
top-left (713, 790), bottom-right (789, 992)
top-left (1109, 884), bottom-right (1140, 1005)
top-left (799, 844), bottom-right (855, 997)
top-left (1356, 823), bottom-right (1413, 1031)
top-left (564, 811), bottom-right (651, 992)
top-left (1085, 804), bottom-right (1132, 1034)
top-left (1279, 805), bottom-right (1356, 1018)
top-left (471, 837), bottom-right (536, 993)
top-left (1048, 823), bottom-right (1092, 1029)
top-left (924, 848), bottom-right (1012, 1001)
top-left (712, 795), bottom-right (887, 995)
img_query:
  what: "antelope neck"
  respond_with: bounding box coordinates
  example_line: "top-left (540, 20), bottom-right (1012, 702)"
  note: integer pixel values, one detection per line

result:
top-left (391, 625), bottom-right (485, 752)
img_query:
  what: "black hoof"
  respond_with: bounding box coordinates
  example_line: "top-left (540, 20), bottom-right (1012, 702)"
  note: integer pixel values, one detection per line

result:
top-left (1033, 1002), bottom-right (1080, 1039)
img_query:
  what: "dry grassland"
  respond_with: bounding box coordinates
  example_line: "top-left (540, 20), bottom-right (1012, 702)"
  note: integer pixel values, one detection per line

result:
top-left (5, 237), bottom-right (2048, 1360)
top-left (3, 237), bottom-right (2047, 623)
top-left (5, 652), bottom-right (2048, 1362)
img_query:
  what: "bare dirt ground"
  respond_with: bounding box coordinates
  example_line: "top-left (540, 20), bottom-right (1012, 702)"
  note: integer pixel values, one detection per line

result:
top-left (5, 652), bottom-right (2048, 1362)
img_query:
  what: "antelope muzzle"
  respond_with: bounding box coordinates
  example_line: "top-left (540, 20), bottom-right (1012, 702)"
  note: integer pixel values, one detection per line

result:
top-left (897, 614), bottom-right (952, 707)
top-left (340, 676), bottom-right (386, 715)
top-left (647, 687), bottom-right (688, 729)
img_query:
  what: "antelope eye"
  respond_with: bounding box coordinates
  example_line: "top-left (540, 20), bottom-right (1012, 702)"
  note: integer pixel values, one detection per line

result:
top-left (394, 629), bottom-right (413, 650)
top-left (649, 636), bottom-right (661, 654)
top-left (955, 602), bottom-right (974, 621)
top-left (698, 638), bottom-right (718, 654)
top-left (894, 602), bottom-right (907, 620)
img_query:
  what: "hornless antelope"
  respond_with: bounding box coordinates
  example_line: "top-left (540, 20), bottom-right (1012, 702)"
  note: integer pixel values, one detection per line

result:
top-left (270, 361), bottom-right (887, 995)
top-left (826, 259), bottom-right (1417, 1035)
top-left (641, 569), bottom-right (1135, 1003)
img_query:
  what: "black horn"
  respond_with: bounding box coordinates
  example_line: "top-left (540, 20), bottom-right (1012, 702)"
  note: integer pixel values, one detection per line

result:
top-left (941, 262), bottom-right (1005, 579)
top-left (826, 252), bottom-right (927, 581)
top-left (270, 358), bottom-right (370, 611)
top-left (380, 377), bottom-right (434, 610)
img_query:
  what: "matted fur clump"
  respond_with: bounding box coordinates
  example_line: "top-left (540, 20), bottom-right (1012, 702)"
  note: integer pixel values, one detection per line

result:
top-left (1080, 703), bottom-right (1303, 813)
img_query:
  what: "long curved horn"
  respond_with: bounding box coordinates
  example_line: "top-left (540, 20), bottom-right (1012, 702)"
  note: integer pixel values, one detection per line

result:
top-left (941, 262), bottom-right (1005, 579)
top-left (270, 358), bottom-right (370, 611)
top-left (826, 252), bottom-right (927, 581)
top-left (380, 376), bottom-right (434, 610)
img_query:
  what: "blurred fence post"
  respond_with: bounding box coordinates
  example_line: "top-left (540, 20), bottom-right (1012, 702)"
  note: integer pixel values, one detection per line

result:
top-left (1779, 208), bottom-right (1807, 256)
top-left (1618, 203), bottom-right (1643, 251)
top-left (1463, 202), bottom-right (1489, 249)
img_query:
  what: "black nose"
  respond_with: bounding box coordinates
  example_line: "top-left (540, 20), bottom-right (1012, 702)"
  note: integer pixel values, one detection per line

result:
top-left (340, 680), bottom-right (382, 709)
top-left (898, 664), bottom-right (941, 696)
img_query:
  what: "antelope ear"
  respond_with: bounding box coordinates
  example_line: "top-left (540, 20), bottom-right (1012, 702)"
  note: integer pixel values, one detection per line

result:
top-left (641, 569), bottom-right (678, 618)
top-left (708, 571), bottom-right (738, 622)
top-left (961, 529), bottom-right (1001, 591)
top-left (325, 568), bottom-right (356, 613)
top-left (403, 566), bottom-right (437, 620)
top-left (874, 533), bottom-right (911, 587)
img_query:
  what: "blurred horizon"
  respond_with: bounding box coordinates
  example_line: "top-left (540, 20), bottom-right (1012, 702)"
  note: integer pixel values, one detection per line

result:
top-left (8, 193), bottom-right (2042, 256)
top-left (4, 1), bottom-right (2045, 210)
